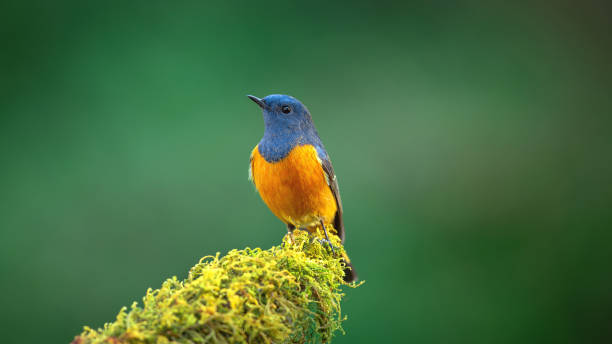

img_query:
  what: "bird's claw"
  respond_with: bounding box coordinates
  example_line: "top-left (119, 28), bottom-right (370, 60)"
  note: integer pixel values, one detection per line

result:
top-left (317, 238), bottom-right (336, 253)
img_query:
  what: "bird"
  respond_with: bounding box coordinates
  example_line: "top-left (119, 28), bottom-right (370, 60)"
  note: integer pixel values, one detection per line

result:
top-left (247, 94), bottom-right (357, 283)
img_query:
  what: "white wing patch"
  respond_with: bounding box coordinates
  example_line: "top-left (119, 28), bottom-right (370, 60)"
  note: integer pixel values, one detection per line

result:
top-left (248, 149), bottom-right (255, 182)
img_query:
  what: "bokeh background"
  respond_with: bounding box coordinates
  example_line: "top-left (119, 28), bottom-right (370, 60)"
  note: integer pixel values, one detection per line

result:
top-left (1, 1), bottom-right (611, 343)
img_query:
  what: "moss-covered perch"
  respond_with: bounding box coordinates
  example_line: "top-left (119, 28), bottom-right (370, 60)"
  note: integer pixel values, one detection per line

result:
top-left (72, 230), bottom-right (361, 344)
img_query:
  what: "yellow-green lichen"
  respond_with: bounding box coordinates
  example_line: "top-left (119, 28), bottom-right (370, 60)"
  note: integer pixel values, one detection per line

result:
top-left (72, 230), bottom-right (360, 344)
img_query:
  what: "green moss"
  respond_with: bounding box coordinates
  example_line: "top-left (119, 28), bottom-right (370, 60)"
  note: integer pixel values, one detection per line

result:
top-left (72, 230), bottom-right (360, 344)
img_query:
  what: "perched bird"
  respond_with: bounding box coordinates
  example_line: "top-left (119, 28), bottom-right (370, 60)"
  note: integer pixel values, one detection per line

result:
top-left (247, 94), bottom-right (357, 282)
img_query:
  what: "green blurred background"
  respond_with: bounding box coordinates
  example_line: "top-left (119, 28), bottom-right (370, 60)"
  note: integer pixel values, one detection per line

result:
top-left (1, 1), bottom-right (611, 343)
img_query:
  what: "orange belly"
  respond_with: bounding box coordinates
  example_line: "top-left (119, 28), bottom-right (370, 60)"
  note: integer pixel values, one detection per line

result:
top-left (251, 144), bottom-right (337, 228)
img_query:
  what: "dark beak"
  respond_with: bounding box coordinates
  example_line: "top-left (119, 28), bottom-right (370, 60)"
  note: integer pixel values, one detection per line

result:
top-left (247, 95), bottom-right (265, 109)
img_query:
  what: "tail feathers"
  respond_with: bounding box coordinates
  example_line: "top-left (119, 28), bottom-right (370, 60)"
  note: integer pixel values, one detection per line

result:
top-left (341, 259), bottom-right (358, 283)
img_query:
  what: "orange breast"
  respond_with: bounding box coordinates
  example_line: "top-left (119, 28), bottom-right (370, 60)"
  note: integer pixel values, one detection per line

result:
top-left (250, 144), bottom-right (337, 228)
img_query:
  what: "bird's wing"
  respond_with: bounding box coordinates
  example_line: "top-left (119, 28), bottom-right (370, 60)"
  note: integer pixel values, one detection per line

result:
top-left (317, 152), bottom-right (345, 244)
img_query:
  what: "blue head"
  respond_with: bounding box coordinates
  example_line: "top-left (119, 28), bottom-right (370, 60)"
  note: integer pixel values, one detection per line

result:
top-left (248, 94), bottom-right (326, 162)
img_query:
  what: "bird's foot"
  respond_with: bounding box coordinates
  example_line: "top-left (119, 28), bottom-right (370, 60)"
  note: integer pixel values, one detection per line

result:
top-left (317, 238), bottom-right (337, 253)
top-left (318, 220), bottom-right (336, 253)
top-left (284, 225), bottom-right (310, 247)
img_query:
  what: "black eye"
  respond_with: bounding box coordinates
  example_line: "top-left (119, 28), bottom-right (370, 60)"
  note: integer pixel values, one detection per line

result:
top-left (281, 105), bottom-right (291, 114)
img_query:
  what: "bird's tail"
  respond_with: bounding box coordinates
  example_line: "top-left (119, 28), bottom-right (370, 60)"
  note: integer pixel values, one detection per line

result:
top-left (341, 253), bottom-right (358, 283)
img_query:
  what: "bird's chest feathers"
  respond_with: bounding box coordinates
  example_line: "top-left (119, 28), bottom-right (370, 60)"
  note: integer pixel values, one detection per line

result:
top-left (251, 144), bottom-right (336, 225)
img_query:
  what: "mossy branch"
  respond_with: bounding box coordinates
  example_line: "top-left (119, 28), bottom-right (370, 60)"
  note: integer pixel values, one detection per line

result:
top-left (72, 230), bottom-right (361, 344)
